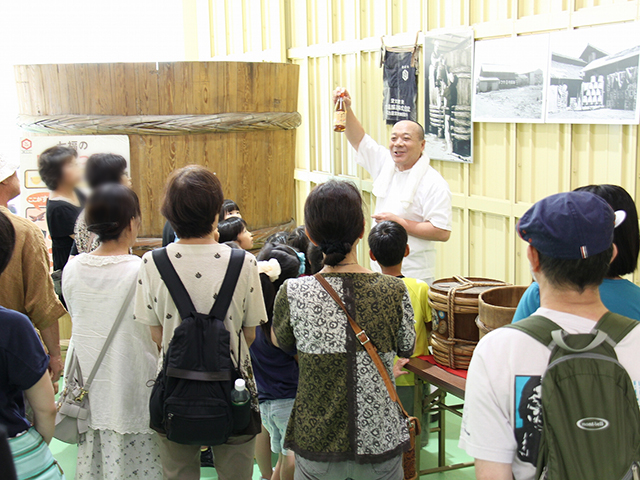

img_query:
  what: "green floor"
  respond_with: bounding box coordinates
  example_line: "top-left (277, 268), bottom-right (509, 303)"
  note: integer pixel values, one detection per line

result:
top-left (49, 407), bottom-right (475, 479)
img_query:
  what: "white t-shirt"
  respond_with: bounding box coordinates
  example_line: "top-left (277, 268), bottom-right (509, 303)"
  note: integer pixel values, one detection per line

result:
top-left (355, 134), bottom-right (452, 281)
top-left (134, 242), bottom-right (268, 411)
top-left (62, 254), bottom-right (159, 434)
top-left (459, 307), bottom-right (640, 480)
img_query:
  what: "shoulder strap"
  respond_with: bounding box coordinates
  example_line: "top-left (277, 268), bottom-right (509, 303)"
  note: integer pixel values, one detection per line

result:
top-left (505, 315), bottom-right (561, 348)
top-left (152, 247), bottom-right (196, 320)
top-left (595, 312), bottom-right (638, 345)
top-left (314, 273), bottom-right (410, 419)
top-left (209, 249), bottom-right (245, 319)
top-left (84, 280), bottom-right (136, 391)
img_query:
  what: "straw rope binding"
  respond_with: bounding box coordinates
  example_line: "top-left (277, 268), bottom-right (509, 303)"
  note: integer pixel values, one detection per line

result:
top-left (17, 112), bottom-right (302, 136)
top-left (429, 276), bottom-right (507, 369)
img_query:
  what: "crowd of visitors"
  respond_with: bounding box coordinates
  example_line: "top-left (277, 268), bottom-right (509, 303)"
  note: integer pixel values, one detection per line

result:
top-left (1, 110), bottom-right (640, 480)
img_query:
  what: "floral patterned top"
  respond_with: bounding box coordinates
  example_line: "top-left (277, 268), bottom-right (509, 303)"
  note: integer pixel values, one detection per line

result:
top-left (74, 209), bottom-right (100, 254)
top-left (273, 272), bottom-right (416, 463)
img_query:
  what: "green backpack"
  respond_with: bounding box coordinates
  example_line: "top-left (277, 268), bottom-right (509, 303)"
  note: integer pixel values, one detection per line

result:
top-left (507, 312), bottom-right (640, 480)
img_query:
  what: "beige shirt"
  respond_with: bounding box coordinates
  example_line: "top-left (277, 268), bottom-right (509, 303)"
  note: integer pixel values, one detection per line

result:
top-left (134, 242), bottom-right (267, 412)
top-left (0, 206), bottom-right (67, 331)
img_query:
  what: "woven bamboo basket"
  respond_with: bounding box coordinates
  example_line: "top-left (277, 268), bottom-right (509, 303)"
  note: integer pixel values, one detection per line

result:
top-left (429, 276), bottom-right (508, 369)
top-left (476, 285), bottom-right (528, 340)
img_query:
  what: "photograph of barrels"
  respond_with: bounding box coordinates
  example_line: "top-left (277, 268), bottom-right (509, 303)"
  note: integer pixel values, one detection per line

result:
top-left (423, 29), bottom-right (474, 163)
top-left (546, 22), bottom-right (640, 124)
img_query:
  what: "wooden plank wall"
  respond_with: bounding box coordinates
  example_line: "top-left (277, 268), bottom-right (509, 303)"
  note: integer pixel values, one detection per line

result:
top-left (15, 61), bottom-right (300, 237)
top-left (186, 0), bottom-right (640, 286)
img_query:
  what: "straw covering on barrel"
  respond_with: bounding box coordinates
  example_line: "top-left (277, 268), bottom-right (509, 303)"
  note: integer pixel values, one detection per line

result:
top-left (428, 276), bottom-right (508, 369)
top-left (476, 285), bottom-right (528, 340)
top-left (15, 61), bottom-right (300, 238)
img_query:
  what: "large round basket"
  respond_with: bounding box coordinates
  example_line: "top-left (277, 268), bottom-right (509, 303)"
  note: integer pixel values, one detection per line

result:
top-left (476, 285), bottom-right (528, 340)
top-left (428, 276), bottom-right (508, 369)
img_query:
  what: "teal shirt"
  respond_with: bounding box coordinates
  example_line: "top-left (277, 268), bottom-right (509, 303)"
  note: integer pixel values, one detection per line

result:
top-left (513, 278), bottom-right (640, 322)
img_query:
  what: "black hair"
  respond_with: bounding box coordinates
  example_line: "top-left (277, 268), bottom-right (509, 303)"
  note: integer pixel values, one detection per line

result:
top-left (85, 153), bottom-right (127, 189)
top-left (288, 226), bottom-right (311, 274)
top-left (307, 244), bottom-right (324, 274)
top-left (574, 184), bottom-right (640, 277)
top-left (256, 244), bottom-right (302, 345)
top-left (304, 180), bottom-right (364, 266)
top-left (368, 220), bottom-right (408, 267)
top-left (0, 211), bottom-right (16, 275)
top-left (266, 231), bottom-right (290, 245)
top-left (85, 184), bottom-right (141, 242)
top-left (161, 165), bottom-right (224, 239)
top-left (38, 145), bottom-right (77, 190)
top-left (220, 199), bottom-right (240, 220)
top-left (537, 245), bottom-right (614, 293)
top-left (218, 217), bottom-right (248, 244)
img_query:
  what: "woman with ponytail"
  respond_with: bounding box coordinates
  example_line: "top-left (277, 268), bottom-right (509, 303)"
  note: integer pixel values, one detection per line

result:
top-left (272, 180), bottom-right (416, 480)
top-left (62, 184), bottom-right (161, 479)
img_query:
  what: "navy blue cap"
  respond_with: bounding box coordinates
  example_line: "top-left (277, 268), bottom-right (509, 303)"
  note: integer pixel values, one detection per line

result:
top-left (517, 192), bottom-right (615, 260)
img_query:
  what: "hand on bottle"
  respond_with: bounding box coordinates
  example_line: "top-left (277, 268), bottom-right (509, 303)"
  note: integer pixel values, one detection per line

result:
top-left (332, 87), bottom-right (352, 108)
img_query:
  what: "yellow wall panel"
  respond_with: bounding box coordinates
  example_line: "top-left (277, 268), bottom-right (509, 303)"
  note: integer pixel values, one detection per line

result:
top-left (187, 0), bottom-right (640, 286)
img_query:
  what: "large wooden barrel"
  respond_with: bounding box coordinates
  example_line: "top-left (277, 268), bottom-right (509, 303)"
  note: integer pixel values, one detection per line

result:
top-left (14, 62), bottom-right (300, 238)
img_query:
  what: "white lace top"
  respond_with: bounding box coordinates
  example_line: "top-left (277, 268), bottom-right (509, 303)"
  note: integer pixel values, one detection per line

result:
top-left (62, 254), bottom-right (159, 434)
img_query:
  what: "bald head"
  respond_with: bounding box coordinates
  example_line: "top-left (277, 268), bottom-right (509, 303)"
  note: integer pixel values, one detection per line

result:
top-left (389, 121), bottom-right (426, 171)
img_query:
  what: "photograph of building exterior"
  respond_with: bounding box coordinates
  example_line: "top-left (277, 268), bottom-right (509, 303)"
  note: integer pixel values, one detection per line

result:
top-left (546, 22), bottom-right (640, 124)
top-left (473, 34), bottom-right (550, 123)
top-left (423, 28), bottom-right (474, 163)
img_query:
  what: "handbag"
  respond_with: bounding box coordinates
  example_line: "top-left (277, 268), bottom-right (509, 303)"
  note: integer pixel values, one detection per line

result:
top-left (54, 285), bottom-right (135, 444)
top-left (315, 274), bottom-right (422, 480)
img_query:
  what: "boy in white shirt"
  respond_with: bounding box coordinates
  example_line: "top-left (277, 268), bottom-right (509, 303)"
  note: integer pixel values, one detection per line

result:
top-left (459, 191), bottom-right (640, 480)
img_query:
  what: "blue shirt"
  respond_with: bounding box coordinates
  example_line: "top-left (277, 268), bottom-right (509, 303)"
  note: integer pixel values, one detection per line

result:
top-left (249, 327), bottom-right (298, 403)
top-left (0, 307), bottom-right (49, 437)
top-left (513, 278), bottom-right (640, 323)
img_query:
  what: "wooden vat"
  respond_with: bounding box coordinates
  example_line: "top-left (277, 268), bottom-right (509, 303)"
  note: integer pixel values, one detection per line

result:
top-left (15, 62), bottom-right (300, 237)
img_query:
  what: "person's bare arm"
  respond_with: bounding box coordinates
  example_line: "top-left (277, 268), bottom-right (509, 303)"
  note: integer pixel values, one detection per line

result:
top-left (372, 213), bottom-right (451, 242)
top-left (475, 459), bottom-right (513, 480)
top-left (333, 87), bottom-right (365, 151)
top-left (243, 327), bottom-right (256, 348)
top-left (150, 326), bottom-right (163, 349)
top-left (271, 328), bottom-right (280, 348)
top-left (23, 372), bottom-right (57, 444)
top-left (39, 321), bottom-right (63, 389)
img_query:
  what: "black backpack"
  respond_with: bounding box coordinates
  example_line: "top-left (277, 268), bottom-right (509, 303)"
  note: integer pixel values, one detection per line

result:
top-left (149, 247), bottom-right (248, 445)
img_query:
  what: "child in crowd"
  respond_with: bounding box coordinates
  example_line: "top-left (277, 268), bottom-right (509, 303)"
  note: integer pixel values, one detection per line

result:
top-left (218, 216), bottom-right (254, 250)
top-left (287, 226), bottom-right (311, 275)
top-left (368, 220), bottom-right (432, 435)
top-left (251, 244), bottom-right (302, 480)
top-left (220, 199), bottom-right (241, 220)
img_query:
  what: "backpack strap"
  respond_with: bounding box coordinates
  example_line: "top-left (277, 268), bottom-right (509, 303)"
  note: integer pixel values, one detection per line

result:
top-left (594, 311), bottom-right (638, 345)
top-left (209, 249), bottom-right (245, 320)
top-left (505, 315), bottom-right (561, 348)
top-left (152, 247), bottom-right (197, 320)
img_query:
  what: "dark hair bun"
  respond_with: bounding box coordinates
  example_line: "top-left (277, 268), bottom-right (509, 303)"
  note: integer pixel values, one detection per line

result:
top-left (85, 184), bottom-right (140, 242)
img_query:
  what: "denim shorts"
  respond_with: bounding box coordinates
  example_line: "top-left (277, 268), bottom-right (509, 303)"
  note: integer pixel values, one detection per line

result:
top-left (259, 398), bottom-right (295, 455)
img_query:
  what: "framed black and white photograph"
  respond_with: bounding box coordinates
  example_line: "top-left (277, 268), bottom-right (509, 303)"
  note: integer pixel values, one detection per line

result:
top-left (423, 28), bottom-right (474, 163)
top-left (546, 22), bottom-right (640, 124)
top-left (473, 34), bottom-right (550, 123)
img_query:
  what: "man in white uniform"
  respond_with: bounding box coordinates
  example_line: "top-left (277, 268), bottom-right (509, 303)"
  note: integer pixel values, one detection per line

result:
top-left (459, 191), bottom-right (640, 480)
top-left (333, 87), bottom-right (452, 284)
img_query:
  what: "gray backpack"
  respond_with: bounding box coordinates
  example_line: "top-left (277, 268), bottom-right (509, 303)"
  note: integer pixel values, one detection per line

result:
top-left (508, 312), bottom-right (640, 480)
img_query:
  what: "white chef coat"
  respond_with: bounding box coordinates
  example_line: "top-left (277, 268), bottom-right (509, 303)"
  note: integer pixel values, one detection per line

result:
top-left (355, 134), bottom-right (452, 281)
